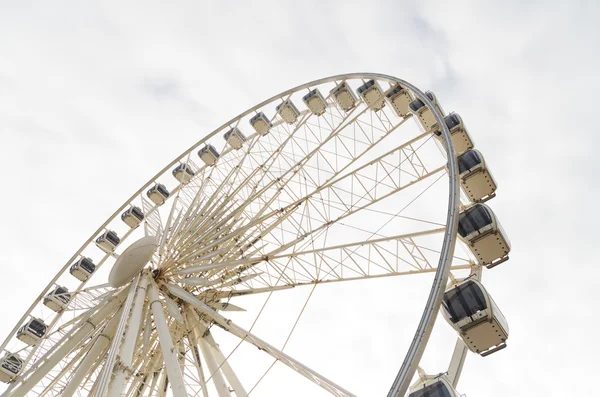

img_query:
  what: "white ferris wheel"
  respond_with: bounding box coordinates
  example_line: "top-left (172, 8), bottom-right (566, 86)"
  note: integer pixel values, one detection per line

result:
top-left (0, 73), bottom-right (512, 397)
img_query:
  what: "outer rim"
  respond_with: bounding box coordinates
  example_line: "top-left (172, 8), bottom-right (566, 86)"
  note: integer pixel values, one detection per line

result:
top-left (383, 78), bottom-right (460, 397)
top-left (0, 73), bottom-right (460, 396)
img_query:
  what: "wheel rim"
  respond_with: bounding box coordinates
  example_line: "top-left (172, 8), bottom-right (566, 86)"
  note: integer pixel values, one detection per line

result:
top-left (0, 74), bottom-right (463, 397)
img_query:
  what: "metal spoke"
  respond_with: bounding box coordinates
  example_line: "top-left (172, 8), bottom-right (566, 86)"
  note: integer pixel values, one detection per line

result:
top-left (201, 265), bottom-right (471, 301)
top-left (166, 283), bottom-right (356, 397)
top-left (185, 308), bottom-right (247, 397)
top-left (167, 136), bottom-right (445, 288)
top-left (95, 275), bottom-right (142, 397)
top-left (175, 228), bottom-right (446, 276)
top-left (60, 306), bottom-right (123, 397)
top-left (5, 287), bottom-right (130, 397)
top-left (148, 280), bottom-right (188, 397)
top-left (106, 276), bottom-right (149, 397)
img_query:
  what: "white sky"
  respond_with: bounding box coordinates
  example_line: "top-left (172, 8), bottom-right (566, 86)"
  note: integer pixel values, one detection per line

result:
top-left (0, 1), bottom-right (598, 396)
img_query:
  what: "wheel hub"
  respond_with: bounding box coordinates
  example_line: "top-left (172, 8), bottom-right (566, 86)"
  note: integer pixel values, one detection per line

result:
top-left (108, 235), bottom-right (158, 288)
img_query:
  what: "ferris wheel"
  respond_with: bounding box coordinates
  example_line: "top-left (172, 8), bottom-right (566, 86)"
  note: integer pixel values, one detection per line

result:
top-left (0, 73), bottom-right (512, 397)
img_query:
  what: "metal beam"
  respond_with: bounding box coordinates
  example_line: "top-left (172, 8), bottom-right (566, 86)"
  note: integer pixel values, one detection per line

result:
top-left (204, 330), bottom-right (248, 397)
top-left (167, 283), bottom-right (355, 397)
top-left (60, 307), bottom-right (123, 397)
top-left (447, 339), bottom-right (468, 388)
top-left (184, 308), bottom-right (210, 397)
top-left (95, 275), bottom-right (142, 397)
top-left (5, 288), bottom-right (130, 397)
top-left (107, 275), bottom-right (149, 397)
top-left (148, 280), bottom-right (188, 397)
top-left (199, 338), bottom-right (232, 397)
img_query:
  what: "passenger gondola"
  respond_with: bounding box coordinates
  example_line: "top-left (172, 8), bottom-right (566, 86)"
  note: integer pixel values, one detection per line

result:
top-left (43, 286), bottom-right (71, 312)
top-left (386, 84), bottom-right (412, 118)
top-left (147, 183), bottom-right (170, 206)
top-left (458, 149), bottom-right (497, 202)
top-left (95, 230), bottom-right (120, 253)
top-left (197, 145), bottom-right (220, 166)
top-left (0, 353), bottom-right (23, 383)
top-left (69, 256), bottom-right (96, 281)
top-left (357, 79), bottom-right (385, 111)
top-left (409, 374), bottom-right (460, 397)
top-left (16, 318), bottom-right (47, 345)
top-left (408, 91), bottom-right (444, 130)
top-left (330, 81), bottom-right (358, 112)
top-left (441, 279), bottom-right (509, 357)
top-left (172, 163), bottom-right (195, 183)
top-left (276, 99), bottom-right (300, 124)
top-left (121, 206), bottom-right (144, 228)
top-left (249, 112), bottom-right (272, 136)
top-left (432, 113), bottom-right (474, 155)
top-left (458, 203), bottom-right (510, 268)
top-left (224, 127), bottom-right (247, 150)
top-left (302, 89), bottom-right (327, 116)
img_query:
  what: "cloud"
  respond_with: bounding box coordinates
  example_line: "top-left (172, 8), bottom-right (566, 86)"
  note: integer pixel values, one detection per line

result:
top-left (0, 1), bottom-right (597, 396)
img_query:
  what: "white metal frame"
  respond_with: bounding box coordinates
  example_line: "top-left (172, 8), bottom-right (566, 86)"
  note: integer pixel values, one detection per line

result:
top-left (0, 73), bottom-right (511, 397)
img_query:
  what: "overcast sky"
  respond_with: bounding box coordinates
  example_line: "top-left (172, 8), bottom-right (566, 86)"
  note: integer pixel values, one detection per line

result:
top-left (0, 1), bottom-right (598, 396)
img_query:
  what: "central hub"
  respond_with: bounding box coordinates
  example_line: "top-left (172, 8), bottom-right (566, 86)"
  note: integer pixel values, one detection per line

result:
top-left (109, 235), bottom-right (158, 288)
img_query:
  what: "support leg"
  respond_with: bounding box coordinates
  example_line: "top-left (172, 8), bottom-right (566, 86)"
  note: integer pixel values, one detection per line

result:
top-left (107, 276), bottom-right (149, 397)
top-left (186, 307), bottom-right (230, 397)
top-left (204, 330), bottom-right (248, 397)
top-left (6, 288), bottom-right (130, 397)
top-left (199, 338), bottom-right (232, 397)
top-left (61, 307), bottom-right (123, 397)
top-left (149, 280), bottom-right (188, 397)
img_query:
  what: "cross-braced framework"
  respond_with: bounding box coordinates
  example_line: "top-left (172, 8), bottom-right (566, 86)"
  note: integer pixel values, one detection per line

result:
top-left (0, 73), bottom-right (505, 397)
